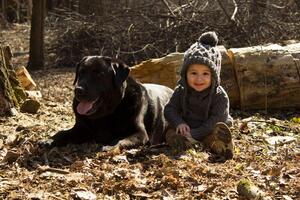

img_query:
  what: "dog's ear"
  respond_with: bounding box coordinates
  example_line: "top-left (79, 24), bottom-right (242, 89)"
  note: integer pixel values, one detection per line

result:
top-left (110, 58), bottom-right (130, 88)
top-left (73, 57), bottom-right (87, 85)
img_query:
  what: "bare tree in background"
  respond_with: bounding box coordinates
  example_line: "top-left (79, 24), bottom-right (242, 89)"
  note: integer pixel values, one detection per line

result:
top-left (28, 0), bottom-right (46, 70)
top-left (248, 0), bottom-right (268, 42)
top-left (1, 0), bottom-right (7, 23)
top-left (79, 0), bottom-right (104, 16)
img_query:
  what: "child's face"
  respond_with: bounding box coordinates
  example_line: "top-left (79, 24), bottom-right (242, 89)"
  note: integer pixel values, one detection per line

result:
top-left (186, 64), bottom-right (212, 92)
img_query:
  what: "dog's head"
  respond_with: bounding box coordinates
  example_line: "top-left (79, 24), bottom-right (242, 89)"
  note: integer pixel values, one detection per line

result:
top-left (73, 56), bottom-right (130, 117)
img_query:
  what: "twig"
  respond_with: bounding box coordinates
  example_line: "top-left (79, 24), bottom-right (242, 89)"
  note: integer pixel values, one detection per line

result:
top-left (231, 0), bottom-right (238, 21)
top-left (119, 44), bottom-right (152, 54)
top-left (257, 0), bottom-right (295, 9)
top-left (162, 0), bottom-right (175, 16)
top-left (216, 0), bottom-right (250, 46)
top-left (37, 165), bottom-right (70, 174)
top-left (242, 119), bottom-right (291, 130)
top-left (199, 1), bottom-right (209, 11)
top-left (216, 0), bottom-right (233, 23)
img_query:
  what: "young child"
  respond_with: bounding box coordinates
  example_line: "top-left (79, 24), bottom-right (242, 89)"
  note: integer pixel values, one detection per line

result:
top-left (164, 31), bottom-right (234, 159)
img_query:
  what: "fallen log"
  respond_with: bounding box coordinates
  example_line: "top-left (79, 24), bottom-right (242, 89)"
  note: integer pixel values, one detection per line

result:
top-left (130, 42), bottom-right (300, 110)
top-left (228, 43), bottom-right (300, 110)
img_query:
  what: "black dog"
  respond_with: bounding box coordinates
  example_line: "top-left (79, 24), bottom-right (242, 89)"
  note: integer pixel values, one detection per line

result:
top-left (46, 56), bottom-right (173, 150)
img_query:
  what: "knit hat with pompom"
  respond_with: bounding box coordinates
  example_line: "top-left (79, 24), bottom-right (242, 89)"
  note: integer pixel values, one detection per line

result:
top-left (178, 31), bottom-right (222, 119)
top-left (179, 31), bottom-right (221, 86)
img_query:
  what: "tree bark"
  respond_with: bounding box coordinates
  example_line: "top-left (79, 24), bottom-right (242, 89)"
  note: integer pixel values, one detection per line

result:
top-left (248, 0), bottom-right (268, 44)
top-left (1, 0), bottom-right (7, 25)
top-left (228, 43), bottom-right (300, 110)
top-left (26, 0), bottom-right (32, 23)
top-left (130, 43), bottom-right (300, 110)
top-left (79, 0), bottom-right (104, 16)
top-left (28, 0), bottom-right (46, 70)
top-left (0, 46), bottom-right (26, 115)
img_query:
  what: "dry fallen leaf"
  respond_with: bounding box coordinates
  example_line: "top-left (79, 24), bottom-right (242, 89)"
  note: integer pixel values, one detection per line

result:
top-left (72, 189), bottom-right (96, 200)
top-left (1, 148), bottom-right (21, 163)
top-left (264, 136), bottom-right (296, 146)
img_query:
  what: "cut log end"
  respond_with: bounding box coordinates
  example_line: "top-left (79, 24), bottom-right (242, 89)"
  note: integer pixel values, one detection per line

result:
top-left (237, 179), bottom-right (271, 200)
top-left (16, 66), bottom-right (37, 90)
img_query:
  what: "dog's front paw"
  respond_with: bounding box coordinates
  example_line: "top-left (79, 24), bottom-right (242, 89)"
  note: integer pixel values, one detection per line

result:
top-left (101, 144), bottom-right (121, 153)
top-left (101, 145), bottom-right (116, 151)
top-left (37, 139), bottom-right (54, 148)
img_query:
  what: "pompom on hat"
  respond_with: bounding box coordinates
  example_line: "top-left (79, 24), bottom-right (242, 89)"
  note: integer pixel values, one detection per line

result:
top-left (198, 31), bottom-right (218, 46)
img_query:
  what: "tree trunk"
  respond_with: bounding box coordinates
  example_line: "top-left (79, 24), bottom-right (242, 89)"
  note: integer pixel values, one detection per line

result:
top-left (78, 0), bottom-right (104, 16)
top-left (16, 0), bottom-right (20, 23)
top-left (1, 0), bottom-right (7, 22)
top-left (248, 0), bottom-right (268, 44)
top-left (297, 0), bottom-right (300, 9)
top-left (0, 46), bottom-right (26, 116)
top-left (130, 43), bottom-right (300, 110)
top-left (27, 0), bottom-right (32, 23)
top-left (249, 0), bottom-right (268, 24)
top-left (27, 0), bottom-right (46, 71)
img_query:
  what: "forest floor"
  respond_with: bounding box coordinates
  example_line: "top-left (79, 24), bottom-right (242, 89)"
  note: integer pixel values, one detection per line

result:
top-left (0, 24), bottom-right (299, 200)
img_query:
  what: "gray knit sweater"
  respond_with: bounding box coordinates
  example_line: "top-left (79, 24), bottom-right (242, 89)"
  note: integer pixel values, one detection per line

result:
top-left (164, 85), bottom-right (233, 141)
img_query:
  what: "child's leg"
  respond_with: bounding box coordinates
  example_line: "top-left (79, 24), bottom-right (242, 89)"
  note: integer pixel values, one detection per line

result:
top-left (203, 122), bottom-right (234, 159)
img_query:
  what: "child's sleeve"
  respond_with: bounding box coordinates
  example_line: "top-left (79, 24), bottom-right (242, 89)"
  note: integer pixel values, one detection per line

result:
top-left (164, 86), bottom-right (185, 129)
top-left (191, 88), bottom-right (232, 140)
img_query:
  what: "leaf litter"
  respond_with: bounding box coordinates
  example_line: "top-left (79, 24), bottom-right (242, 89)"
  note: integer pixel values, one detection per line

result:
top-left (0, 24), bottom-right (299, 200)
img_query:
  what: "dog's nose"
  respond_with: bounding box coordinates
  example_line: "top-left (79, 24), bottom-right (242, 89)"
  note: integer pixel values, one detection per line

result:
top-left (75, 86), bottom-right (86, 97)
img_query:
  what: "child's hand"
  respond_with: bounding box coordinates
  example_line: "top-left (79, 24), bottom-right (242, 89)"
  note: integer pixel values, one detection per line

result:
top-left (183, 131), bottom-right (192, 138)
top-left (176, 123), bottom-right (191, 137)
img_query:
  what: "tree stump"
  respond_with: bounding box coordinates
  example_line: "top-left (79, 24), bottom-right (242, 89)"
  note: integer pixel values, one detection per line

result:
top-left (0, 46), bottom-right (26, 116)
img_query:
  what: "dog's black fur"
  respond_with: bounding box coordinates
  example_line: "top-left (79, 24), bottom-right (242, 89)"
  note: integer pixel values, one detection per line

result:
top-left (46, 56), bottom-right (173, 150)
